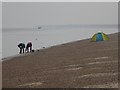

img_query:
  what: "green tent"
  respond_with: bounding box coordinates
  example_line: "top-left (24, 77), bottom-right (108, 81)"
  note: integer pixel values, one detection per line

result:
top-left (91, 32), bottom-right (109, 42)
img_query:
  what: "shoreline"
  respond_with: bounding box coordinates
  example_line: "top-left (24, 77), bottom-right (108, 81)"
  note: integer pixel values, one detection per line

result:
top-left (2, 32), bottom-right (118, 61)
top-left (2, 37), bottom-right (91, 61)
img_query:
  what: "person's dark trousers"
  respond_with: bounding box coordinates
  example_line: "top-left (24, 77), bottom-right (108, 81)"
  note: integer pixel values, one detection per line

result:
top-left (23, 48), bottom-right (24, 53)
top-left (19, 49), bottom-right (22, 54)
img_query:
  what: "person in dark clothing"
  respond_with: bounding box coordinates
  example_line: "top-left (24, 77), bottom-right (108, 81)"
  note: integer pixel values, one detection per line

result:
top-left (26, 42), bottom-right (32, 52)
top-left (18, 43), bottom-right (25, 54)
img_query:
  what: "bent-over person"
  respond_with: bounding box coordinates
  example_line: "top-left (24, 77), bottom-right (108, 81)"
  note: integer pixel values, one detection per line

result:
top-left (18, 43), bottom-right (25, 54)
top-left (26, 42), bottom-right (32, 52)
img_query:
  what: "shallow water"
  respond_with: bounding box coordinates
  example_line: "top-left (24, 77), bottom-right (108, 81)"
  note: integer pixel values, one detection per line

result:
top-left (2, 25), bottom-right (118, 58)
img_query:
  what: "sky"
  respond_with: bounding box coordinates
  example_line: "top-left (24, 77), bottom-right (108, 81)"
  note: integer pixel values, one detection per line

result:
top-left (1, 0), bottom-right (119, 2)
top-left (0, 2), bottom-right (2, 59)
top-left (0, 2), bottom-right (1, 28)
top-left (2, 2), bottom-right (118, 28)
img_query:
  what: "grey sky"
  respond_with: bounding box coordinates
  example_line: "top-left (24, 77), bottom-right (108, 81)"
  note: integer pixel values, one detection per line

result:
top-left (2, 2), bottom-right (118, 28)
top-left (0, 2), bottom-right (2, 28)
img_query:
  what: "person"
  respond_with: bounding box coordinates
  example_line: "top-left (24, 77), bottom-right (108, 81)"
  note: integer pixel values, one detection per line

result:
top-left (18, 43), bottom-right (25, 54)
top-left (26, 42), bottom-right (32, 52)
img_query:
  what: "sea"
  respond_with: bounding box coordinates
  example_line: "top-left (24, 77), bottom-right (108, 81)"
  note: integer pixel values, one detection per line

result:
top-left (2, 25), bottom-right (118, 59)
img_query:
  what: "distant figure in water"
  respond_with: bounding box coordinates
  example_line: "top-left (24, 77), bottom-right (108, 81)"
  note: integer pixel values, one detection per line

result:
top-left (26, 42), bottom-right (32, 52)
top-left (43, 47), bottom-right (45, 49)
top-left (18, 43), bottom-right (25, 54)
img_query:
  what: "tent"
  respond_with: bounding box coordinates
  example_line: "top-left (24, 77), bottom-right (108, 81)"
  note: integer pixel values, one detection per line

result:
top-left (91, 32), bottom-right (109, 42)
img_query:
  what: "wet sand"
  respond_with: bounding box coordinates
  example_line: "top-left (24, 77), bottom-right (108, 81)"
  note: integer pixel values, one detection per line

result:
top-left (2, 33), bottom-right (118, 88)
